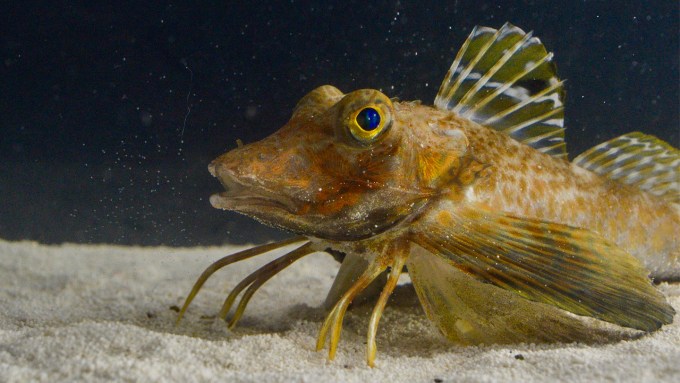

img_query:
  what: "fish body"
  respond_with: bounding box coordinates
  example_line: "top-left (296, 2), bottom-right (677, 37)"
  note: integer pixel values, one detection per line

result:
top-left (181, 23), bottom-right (679, 366)
top-left (406, 106), bottom-right (680, 280)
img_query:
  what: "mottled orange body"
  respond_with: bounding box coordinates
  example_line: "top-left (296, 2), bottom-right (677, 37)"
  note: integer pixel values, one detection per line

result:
top-left (396, 102), bottom-right (680, 279)
top-left (180, 24), bottom-right (679, 366)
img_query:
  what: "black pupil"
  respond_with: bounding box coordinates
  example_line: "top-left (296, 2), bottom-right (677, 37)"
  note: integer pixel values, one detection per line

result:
top-left (356, 108), bottom-right (380, 131)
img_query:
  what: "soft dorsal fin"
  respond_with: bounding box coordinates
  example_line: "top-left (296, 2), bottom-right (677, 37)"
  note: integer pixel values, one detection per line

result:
top-left (573, 132), bottom-right (680, 204)
top-left (435, 23), bottom-right (566, 159)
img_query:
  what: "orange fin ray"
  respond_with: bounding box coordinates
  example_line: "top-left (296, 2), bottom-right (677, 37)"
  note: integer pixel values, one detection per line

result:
top-left (175, 236), bottom-right (308, 325)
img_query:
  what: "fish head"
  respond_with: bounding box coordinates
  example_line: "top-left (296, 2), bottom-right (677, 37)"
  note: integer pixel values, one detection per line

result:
top-left (209, 85), bottom-right (470, 240)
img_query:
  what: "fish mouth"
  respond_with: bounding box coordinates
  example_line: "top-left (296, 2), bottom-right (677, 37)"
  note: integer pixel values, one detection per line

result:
top-left (208, 163), bottom-right (295, 213)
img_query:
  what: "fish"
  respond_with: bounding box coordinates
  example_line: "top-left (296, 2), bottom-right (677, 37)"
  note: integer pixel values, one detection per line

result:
top-left (176, 23), bottom-right (679, 367)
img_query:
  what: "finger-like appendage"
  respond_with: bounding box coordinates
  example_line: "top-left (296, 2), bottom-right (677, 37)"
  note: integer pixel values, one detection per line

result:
top-left (316, 263), bottom-right (386, 359)
top-left (227, 243), bottom-right (314, 328)
top-left (219, 242), bottom-right (313, 321)
top-left (176, 236), bottom-right (308, 325)
top-left (218, 268), bottom-right (268, 321)
top-left (366, 253), bottom-right (407, 367)
top-left (316, 304), bottom-right (340, 352)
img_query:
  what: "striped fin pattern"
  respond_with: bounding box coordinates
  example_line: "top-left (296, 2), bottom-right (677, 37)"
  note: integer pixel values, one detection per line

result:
top-left (435, 23), bottom-right (566, 159)
top-left (573, 132), bottom-right (680, 204)
top-left (407, 249), bottom-right (625, 344)
top-left (414, 206), bottom-right (675, 332)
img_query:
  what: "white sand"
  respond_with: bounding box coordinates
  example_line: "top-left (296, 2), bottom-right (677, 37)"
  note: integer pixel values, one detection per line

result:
top-left (1, 239), bottom-right (679, 382)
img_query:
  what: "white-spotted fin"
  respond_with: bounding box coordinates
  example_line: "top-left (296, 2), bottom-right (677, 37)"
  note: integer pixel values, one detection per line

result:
top-left (435, 23), bottom-right (566, 159)
top-left (573, 132), bottom-right (680, 204)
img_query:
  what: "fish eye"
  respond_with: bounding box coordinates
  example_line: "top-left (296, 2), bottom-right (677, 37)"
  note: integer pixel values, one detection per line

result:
top-left (356, 107), bottom-right (380, 131)
top-left (348, 105), bottom-right (388, 143)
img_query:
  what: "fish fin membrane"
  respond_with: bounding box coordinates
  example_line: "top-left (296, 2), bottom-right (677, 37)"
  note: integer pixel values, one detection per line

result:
top-left (323, 251), bottom-right (386, 309)
top-left (573, 132), bottom-right (680, 204)
top-left (435, 23), bottom-right (566, 160)
top-left (412, 206), bottom-right (675, 331)
top-left (407, 246), bottom-right (632, 344)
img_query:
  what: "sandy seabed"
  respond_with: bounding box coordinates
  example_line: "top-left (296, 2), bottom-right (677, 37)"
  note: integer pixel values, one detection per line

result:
top-left (1, 239), bottom-right (679, 382)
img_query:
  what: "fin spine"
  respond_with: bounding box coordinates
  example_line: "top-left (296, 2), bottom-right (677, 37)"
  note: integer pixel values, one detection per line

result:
top-left (449, 29), bottom-right (503, 114)
top-left (457, 32), bottom-right (534, 115)
top-left (483, 80), bottom-right (564, 125)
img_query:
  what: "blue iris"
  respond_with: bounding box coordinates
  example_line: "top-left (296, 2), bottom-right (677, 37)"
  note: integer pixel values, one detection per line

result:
top-left (356, 107), bottom-right (380, 131)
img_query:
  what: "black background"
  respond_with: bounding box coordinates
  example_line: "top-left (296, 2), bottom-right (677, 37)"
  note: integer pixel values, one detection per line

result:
top-left (1, 1), bottom-right (678, 246)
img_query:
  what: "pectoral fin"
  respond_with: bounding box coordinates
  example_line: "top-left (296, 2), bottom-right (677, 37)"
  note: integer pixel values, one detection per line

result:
top-left (407, 245), bottom-right (628, 344)
top-left (413, 207), bottom-right (675, 331)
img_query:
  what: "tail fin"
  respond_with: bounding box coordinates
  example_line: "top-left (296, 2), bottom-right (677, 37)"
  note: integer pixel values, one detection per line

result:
top-left (573, 132), bottom-right (680, 205)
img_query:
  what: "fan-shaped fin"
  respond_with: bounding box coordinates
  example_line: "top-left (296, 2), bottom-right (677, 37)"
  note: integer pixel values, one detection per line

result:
top-left (407, 246), bottom-right (632, 344)
top-left (573, 132), bottom-right (680, 204)
top-left (435, 23), bottom-right (566, 159)
top-left (412, 206), bottom-right (674, 331)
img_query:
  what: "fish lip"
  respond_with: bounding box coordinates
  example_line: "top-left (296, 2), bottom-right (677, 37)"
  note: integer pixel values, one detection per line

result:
top-left (209, 191), bottom-right (292, 212)
top-left (209, 164), bottom-right (296, 213)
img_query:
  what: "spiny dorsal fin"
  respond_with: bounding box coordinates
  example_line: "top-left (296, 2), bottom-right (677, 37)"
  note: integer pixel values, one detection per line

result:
top-left (435, 23), bottom-right (566, 159)
top-left (573, 132), bottom-right (680, 204)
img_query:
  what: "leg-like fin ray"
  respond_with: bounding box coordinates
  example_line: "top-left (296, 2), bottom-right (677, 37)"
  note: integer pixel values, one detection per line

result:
top-left (176, 236), bottom-right (308, 325)
top-left (316, 261), bottom-right (386, 360)
top-left (366, 244), bottom-right (408, 367)
top-left (323, 251), bottom-right (387, 310)
top-left (224, 243), bottom-right (314, 328)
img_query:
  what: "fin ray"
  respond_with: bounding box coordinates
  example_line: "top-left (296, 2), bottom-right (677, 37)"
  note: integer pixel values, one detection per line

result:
top-left (435, 23), bottom-right (566, 159)
top-left (437, 26), bottom-right (498, 109)
top-left (455, 31), bottom-right (534, 114)
top-left (407, 247), bottom-right (631, 344)
top-left (573, 132), bottom-right (680, 203)
top-left (413, 206), bottom-right (675, 331)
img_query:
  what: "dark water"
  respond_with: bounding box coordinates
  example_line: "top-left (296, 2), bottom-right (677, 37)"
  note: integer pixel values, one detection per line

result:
top-left (1, 1), bottom-right (678, 246)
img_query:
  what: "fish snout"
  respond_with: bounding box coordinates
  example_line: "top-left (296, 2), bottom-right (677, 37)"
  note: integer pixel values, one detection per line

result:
top-left (208, 148), bottom-right (247, 180)
top-left (208, 160), bottom-right (218, 177)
